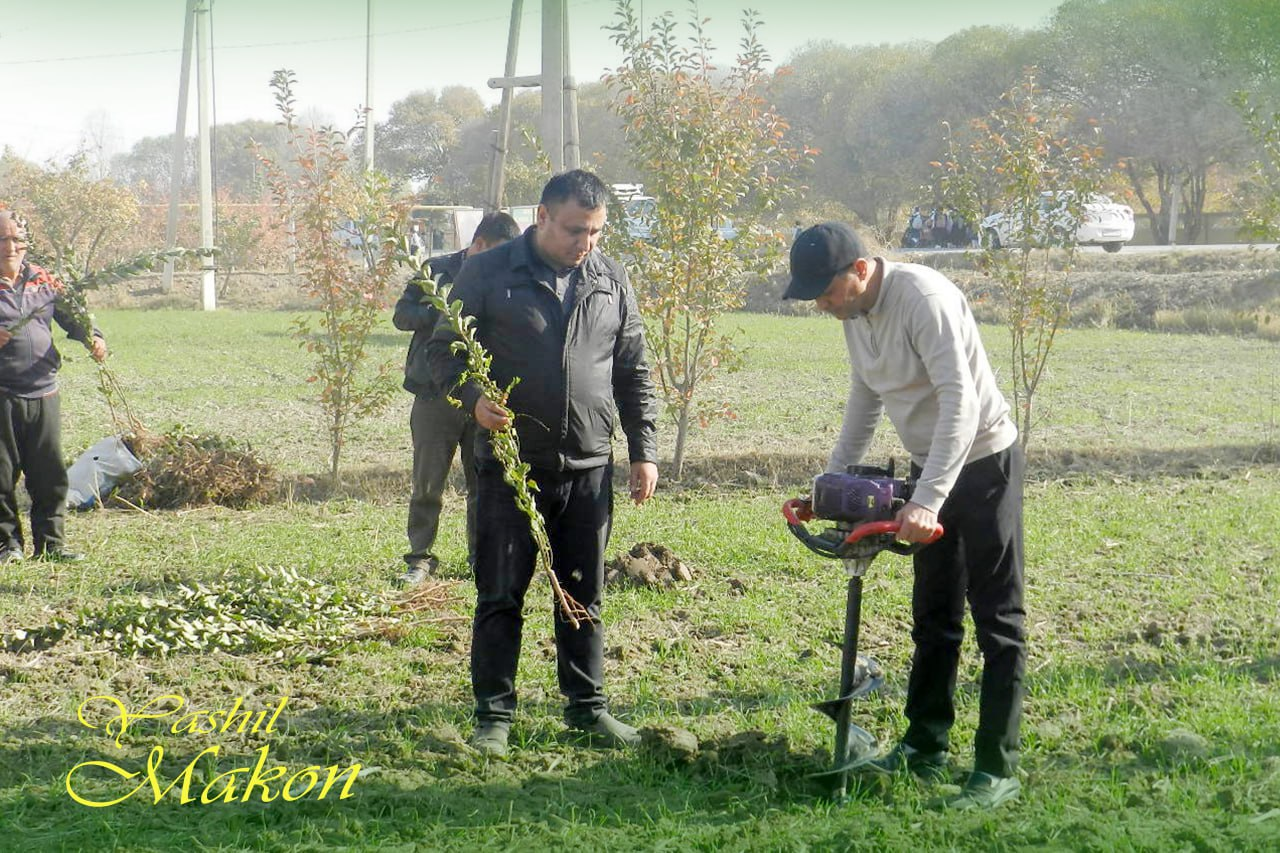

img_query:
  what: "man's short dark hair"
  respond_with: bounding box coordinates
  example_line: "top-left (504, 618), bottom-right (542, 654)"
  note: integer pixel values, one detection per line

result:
top-left (472, 211), bottom-right (521, 245)
top-left (540, 169), bottom-right (609, 211)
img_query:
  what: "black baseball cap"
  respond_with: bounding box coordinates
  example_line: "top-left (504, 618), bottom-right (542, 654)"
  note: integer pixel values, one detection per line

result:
top-left (784, 222), bottom-right (867, 300)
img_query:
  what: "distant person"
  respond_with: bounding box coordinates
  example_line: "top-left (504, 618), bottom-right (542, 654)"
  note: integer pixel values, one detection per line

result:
top-left (904, 207), bottom-right (925, 248)
top-left (785, 222), bottom-right (1026, 810)
top-left (408, 222), bottom-right (427, 259)
top-left (929, 208), bottom-right (952, 248)
top-left (393, 211), bottom-right (521, 585)
top-left (427, 170), bottom-right (658, 757)
top-left (0, 209), bottom-right (107, 563)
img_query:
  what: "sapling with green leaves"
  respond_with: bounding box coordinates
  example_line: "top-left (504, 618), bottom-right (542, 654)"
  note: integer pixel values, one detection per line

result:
top-left (934, 71), bottom-right (1108, 447)
top-left (252, 69), bottom-right (401, 484)
top-left (604, 0), bottom-right (809, 478)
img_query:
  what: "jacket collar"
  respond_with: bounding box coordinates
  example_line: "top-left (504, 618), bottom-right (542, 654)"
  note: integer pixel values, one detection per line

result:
top-left (511, 227), bottom-right (616, 287)
top-left (865, 258), bottom-right (891, 316)
top-left (4, 260), bottom-right (40, 289)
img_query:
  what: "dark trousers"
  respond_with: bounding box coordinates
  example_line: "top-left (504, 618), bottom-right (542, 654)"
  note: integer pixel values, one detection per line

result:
top-left (471, 460), bottom-right (612, 725)
top-left (904, 443), bottom-right (1026, 777)
top-left (0, 392), bottom-right (68, 555)
top-left (405, 395), bottom-right (477, 566)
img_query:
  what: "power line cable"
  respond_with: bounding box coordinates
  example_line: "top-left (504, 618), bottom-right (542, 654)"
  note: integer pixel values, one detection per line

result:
top-left (0, 1), bottom-right (609, 66)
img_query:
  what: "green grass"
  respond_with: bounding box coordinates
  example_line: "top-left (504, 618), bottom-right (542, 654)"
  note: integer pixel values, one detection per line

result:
top-left (1, 308), bottom-right (1278, 850)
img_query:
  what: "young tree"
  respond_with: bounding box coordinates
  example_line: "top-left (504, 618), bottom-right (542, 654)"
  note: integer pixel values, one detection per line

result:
top-left (605, 0), bottom-right (807, 478)
top-left (1234, 92), bottom-right (1280, 241)
top-left (252, 70), bottom-right (400, 483)
top-left (936, 72), bottom-right (1107, 447)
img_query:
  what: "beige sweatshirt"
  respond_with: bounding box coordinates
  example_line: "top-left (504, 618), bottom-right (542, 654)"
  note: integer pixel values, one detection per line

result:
top-left (827, 260), bottom-right (1017, 512)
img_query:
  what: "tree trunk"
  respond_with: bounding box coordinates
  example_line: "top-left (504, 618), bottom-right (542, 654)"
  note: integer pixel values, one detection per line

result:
top-left (1182, 168), bottom-right (1207, 244)
top-left (672, 403), bottom-right (691, 481)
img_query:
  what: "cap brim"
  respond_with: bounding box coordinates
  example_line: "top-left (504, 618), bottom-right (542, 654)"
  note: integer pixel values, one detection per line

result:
top-left (782, 273), bottom-right (831, 301)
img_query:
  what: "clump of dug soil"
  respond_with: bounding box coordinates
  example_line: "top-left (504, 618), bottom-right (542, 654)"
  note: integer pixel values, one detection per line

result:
top-left (605, 542), bottom-right (693, 587)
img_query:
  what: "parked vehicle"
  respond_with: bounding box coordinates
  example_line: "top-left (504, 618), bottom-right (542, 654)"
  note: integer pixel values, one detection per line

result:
top-left (407, 204), bottom-right (537, 255)
top-left (621, 195), bottom-right (658, 241)
top-left (981, 192), bottom-right (1135, 253)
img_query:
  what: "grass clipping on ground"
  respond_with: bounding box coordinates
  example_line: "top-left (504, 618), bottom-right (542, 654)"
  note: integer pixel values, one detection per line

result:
top-left (114, 426), bottom-right (277, 509)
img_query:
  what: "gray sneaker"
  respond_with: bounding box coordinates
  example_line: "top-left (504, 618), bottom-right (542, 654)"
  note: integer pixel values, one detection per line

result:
top-left (469, 722), bottom-right (510, 757)
top-left (35, 548), bottom-right (85, 563)
top-left (863, 742), bottom-right (949, 782)
top-left (398, 556), bottom-right (438, 587)
top-left (941, 771), bottom-right (1021, 810)
top-left (0, 548), bottom-right (23, 564)
top-left (568, 711), bottom-right (641, 748)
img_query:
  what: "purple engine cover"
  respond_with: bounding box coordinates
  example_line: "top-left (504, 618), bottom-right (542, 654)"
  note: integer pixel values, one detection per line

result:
top-left (810, 472), bottom-right (900, 523)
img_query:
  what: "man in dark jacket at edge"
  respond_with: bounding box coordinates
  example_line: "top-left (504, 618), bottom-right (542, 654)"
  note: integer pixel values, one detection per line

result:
top-left (393, 211), bottom-right (521, 585)
top-left (427, 170), bottom-right (659, 756)
top-left (0, 209), bottom-right (107, 563)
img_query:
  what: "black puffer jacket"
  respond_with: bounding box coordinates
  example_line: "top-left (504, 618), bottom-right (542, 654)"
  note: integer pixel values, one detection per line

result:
top-left (393, 249), bottom-right (466, 398)
top-left (426, 228), bottom-right (658, 471)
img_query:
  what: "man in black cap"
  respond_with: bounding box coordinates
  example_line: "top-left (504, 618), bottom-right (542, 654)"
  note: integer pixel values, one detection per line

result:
top-left (785, 222), bottom-right (1026, 810)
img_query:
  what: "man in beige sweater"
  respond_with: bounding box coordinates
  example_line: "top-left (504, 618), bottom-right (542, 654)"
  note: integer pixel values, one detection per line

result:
top-left (786, 222), bottom-right (1025, 810)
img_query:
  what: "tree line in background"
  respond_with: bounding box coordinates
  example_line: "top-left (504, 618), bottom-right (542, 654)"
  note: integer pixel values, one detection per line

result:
top-left (3, 0), bottom-right (1279, 264)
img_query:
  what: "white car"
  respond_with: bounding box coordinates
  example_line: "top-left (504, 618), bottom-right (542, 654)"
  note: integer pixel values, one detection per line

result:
top-left (621, 196), bottom-right (738, 241)
top-left (981, 192), bottom-right (1135, 253)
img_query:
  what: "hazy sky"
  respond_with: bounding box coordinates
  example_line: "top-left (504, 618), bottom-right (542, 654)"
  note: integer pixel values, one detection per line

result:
top-left (1, 0), bottom-right (1065, 166)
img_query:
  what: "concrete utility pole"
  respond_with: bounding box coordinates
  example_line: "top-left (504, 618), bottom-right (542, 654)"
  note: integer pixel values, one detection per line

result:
top-left (541, 0), bottom-right (565, 173)
top-left (486, 0), bottom-right (524, 210)
top-left (195, 0), bottom-right (215, 310)
top-left (487, 0), bottom-right (581, 204)
top-left (161, 0), bottom-right (197, 294)
top-left (161, 0), bottom-right (216, 309)
top-left (562, 5), bottom-right (580, 171)
top-left (364, 0), bottom-right (375, 170)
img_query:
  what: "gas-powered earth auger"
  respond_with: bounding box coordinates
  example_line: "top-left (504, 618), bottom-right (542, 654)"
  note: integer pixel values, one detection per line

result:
top-left (782, 461), bottom-right (943, 801)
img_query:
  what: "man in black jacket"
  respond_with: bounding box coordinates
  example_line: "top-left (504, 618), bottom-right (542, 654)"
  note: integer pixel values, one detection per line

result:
top-left (428, 170), bottom-right (659, 756)
top-left (393, 211), bottom-right (520, 585)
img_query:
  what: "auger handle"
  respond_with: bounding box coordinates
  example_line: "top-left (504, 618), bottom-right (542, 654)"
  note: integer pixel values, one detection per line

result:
top-left (782, 498), bottom-right (814, 525)
top-left (844, 520), bottom-right (944, 555)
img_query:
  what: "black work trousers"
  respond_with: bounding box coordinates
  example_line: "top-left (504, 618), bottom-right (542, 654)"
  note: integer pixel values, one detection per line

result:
top-left (0, 391), bottom-right (69, 555)
top-left (405, 394), bottom-right (477, 567)
top-left (471, 459), bottom-right (612, 725)
top-left (904, 443), bottom-right (1026, 778)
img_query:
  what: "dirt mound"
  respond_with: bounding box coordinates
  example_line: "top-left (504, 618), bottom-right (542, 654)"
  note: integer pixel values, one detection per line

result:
top-left (605, 542), bottom-right (693, 587)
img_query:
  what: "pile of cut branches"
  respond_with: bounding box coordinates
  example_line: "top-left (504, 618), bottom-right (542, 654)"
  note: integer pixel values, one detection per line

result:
top-left (3, 565), bottom-right (456, 661)
top-left (112, 425), bottom-right (277, 510)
